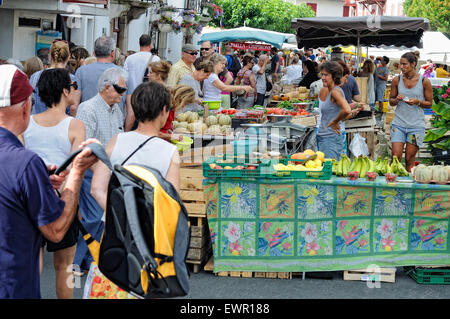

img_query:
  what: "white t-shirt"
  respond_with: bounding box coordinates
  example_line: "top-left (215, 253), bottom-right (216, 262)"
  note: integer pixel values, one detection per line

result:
top-left (203, 73), bottom-right (222, 101)
top-left (252, 65), bottom-right (266, 94)
top-left (124, 51), bottom-right (160, 94)
top-left (285, 63), bottom-right (303, 84)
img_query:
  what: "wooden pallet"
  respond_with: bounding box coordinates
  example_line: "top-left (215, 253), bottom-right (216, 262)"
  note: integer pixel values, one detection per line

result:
top-left (343, 267), bottom-right (396, 283)
top-left (216, 271), bottom-right (295, 279)
top-left (204, 257), bottom-right (305, 279)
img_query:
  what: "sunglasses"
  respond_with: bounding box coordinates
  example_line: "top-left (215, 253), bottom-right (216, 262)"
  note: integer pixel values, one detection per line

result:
top-left (113, 84), bottom-right (127, 94)
top-left (184, 51), bottom-right (198, 56)
top-left (200, 48), bottom-right (211, 51)
top-left (69, 81), bottom-right (78, 90)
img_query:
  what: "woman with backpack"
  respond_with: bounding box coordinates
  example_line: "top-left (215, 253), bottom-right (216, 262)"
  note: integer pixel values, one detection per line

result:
top-left (22, 68), bottom-right (86, 299)
top-left (235, 55), bottom-right (257, 109)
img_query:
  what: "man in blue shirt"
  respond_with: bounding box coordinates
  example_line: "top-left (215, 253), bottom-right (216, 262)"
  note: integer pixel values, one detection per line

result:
top-left (75, 36), bottom-right (120, 103)
top-left (374, 56), bottom-right (390, 111)
top-left (0, 65), bottom-right (98, 298)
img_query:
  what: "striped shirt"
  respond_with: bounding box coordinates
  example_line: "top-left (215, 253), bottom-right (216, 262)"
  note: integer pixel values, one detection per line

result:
top-left (76, 93), bottom-right (124, 145)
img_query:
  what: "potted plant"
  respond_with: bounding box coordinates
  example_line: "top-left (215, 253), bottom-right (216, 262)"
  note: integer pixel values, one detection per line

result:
top-left (423, 84), bottom-right (450, 163)
top-left (201, 2), bottom-right (223, 19)
top-left (153, 16), bottom-right (174, 33)
top-left (179, 9), bottom-right (197, 23)
top-left (158, 5), bottom-right (177, 18)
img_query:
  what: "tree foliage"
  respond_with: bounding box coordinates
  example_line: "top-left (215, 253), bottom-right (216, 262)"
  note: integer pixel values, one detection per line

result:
top-left (209, 0), bottom-right (315, 34)
top-left (403, 0), bottom-right (450, 33)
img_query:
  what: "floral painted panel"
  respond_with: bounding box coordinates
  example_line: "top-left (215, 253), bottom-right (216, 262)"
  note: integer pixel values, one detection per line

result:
top-left (374, 188), bottom-right (412, 216)
top-left (220, 182), bottom-right (257, 218)
top-left (335, 220), bottom-right (371, 255)
top-left (373, 218), bottom-right (409, 253)
top-left (204, 184), bottom-right (218, 218)
top-left (298, 221), bottom-right (333, 257)
top-left (414, 190), bottom-right (450, 219)
top-left (208, 220), bottom-right (218, 257)
top-left (260, 184), bottom-right (295, 219)
top-left (297, 184), bottom-right (335, 219)
top-left (221, 221), bottom-right (256, 257)
top-left (258, 222), bottom-right (295, 257)
top-left (336, 186), bottom-right (372, 217)
top-left (410, 219), bottom-right (448, 251)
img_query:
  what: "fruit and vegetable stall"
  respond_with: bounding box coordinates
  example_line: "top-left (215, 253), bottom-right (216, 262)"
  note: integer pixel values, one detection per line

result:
top-left (202, 149), bottom-right (450, 273)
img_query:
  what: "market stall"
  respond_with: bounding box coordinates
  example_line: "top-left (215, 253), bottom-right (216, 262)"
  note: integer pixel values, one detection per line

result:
top-left (290, 16), bottom-right (430, 72)
top-left (198, 26), bottom-right (297, 49)
top-left (203, 151), bottom-right (450, 273)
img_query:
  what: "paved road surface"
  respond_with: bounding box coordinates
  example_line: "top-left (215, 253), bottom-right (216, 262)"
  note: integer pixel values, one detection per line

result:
top-left (40, 250), bottom-right (450, 299)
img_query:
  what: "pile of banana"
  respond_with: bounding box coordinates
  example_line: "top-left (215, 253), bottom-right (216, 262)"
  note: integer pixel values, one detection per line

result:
top-left (333, 155), bottom-right (374, 178)
top-left (374, 156), bottom-right (409, 177)
top-left (332, 155), bottom-right (409, 178)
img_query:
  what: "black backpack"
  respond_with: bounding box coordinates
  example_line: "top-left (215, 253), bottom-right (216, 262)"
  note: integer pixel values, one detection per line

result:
top-left (228, 54), bottom-right (242, 78)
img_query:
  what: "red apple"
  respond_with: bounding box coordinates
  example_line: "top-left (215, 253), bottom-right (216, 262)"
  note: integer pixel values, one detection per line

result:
top-left (246, 166), bottom-right (257, 170)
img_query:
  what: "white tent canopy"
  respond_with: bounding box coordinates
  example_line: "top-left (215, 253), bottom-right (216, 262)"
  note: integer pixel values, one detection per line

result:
top-left (367, 31), bottom-right (450, 65)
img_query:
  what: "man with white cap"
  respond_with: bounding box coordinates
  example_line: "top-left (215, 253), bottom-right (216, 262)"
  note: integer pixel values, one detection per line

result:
top-left (0, 64), bottom-right (98, 298)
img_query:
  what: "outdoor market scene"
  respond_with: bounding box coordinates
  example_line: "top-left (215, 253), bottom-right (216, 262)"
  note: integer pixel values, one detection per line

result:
top-left (0, 0), bottom-right (450, 301)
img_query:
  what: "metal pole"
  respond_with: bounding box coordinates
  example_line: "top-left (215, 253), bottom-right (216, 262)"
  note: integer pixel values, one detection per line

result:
top-left (357, 31), bottom-right (361, 73)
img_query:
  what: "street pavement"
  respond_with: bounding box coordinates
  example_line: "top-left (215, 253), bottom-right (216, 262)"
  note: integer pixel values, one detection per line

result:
top-left (40, 250), bottom-right (450, 299)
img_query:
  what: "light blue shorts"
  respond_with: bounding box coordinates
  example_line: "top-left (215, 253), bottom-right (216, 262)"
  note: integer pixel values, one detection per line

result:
top-left (317, 133), bottom-right (343, 161)
top-left (391, 124), bottom-right (425, 147)
top-left (375, 84), bottom-right (386, 102)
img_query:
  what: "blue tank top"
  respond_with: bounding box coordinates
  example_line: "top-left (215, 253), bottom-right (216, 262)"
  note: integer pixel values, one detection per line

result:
top-left (391, 74), bottom-right (425, 129)
top-left (317, 87), bottom-right (345, 137)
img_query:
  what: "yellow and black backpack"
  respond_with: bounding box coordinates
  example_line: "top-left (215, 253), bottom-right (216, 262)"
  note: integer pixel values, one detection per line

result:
top-left (56, 141), bottom-right (190, 298)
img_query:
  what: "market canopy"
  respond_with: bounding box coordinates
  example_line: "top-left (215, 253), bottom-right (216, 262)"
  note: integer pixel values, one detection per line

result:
top-left (198, 26), bottom-right (296, 49)
top-left (291, 16), bottom-right (431, 49)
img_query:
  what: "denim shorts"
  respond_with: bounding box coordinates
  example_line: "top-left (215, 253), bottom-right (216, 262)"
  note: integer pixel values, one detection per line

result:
top-left (317, 133), bottom-right (343, 161)
top-left (391, 124), bottom-right (425, 147)
top-left (375, 84), bottom-right (386, 102)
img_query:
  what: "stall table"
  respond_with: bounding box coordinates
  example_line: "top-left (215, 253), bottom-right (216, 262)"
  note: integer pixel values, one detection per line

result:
top-left (204, 175), bottom-right (450, 273)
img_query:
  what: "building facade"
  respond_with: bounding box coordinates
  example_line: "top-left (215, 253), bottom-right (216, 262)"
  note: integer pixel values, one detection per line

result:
top-left (285, 0), bottom-right (405, 17)
top-left (0, 0), bottom-right (110, 61)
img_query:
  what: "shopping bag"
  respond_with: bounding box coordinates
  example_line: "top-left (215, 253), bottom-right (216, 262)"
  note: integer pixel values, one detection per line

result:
top-left (83, 263), bottom-right (138, 299)
top-left (349, 133), bottom-right (369, 158)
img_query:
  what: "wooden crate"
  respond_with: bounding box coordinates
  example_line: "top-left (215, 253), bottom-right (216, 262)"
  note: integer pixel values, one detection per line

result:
top-left (186, 215), bottom-right (212, 273)
top-left (343, 267), bottom-right (396, 283)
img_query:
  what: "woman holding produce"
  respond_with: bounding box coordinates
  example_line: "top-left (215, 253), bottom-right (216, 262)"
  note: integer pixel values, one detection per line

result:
top-left (235, 55), bottom-right (257, 109)
top-left (203, 53), bottom-right (253, 111)
top-left (316, 61), bottom-right (352, 160)
top-left (389, 52), bottom-right (433, 172)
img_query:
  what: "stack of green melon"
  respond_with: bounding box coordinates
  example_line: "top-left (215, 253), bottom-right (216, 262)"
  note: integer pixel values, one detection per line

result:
top-left (413, 164), bottom-right (450, 184)
top-left (172, 111), bottom-right (232, 135)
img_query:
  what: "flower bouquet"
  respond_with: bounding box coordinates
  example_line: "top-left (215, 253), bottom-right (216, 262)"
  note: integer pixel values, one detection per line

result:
top-left (202, 2), bottom-right (223, 19)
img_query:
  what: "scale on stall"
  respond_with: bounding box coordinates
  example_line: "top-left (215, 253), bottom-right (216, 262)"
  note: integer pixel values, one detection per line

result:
top-left (239, 119), bottom-right (316, 156)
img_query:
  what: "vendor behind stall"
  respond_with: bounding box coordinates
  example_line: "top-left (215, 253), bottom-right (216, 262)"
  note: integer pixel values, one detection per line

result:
top-left (298, 60), bottom-right (320, 89)
top-left (389, 52), bottom-right (433, 172)
top-left (316, 61), bottom-right (352, 160)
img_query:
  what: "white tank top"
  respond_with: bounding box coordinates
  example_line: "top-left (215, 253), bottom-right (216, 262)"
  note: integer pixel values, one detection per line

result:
top-left (110, 131), bottom-right (177, 178)
top-left (24, 116), bottom-right (73, 166)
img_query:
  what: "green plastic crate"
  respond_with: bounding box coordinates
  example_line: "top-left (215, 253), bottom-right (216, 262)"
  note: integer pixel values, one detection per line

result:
top-left (404, 266), bottom-right (450, 285)
top-left (202, 156), bottom-right (271, 178)
top-left (270, 158), bottom-right (332, 180)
